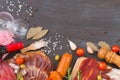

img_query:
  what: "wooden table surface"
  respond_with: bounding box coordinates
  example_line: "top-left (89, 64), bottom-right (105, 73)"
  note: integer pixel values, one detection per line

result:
top-left (0, 0), bottom-right (120, 79)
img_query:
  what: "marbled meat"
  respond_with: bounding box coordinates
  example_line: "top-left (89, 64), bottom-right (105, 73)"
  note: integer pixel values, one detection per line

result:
top-left (22, 51), bottom-right (54, 80)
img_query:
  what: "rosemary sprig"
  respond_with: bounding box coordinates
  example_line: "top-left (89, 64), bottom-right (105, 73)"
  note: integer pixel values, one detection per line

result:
top-left (77, 70), bottom-right (82, 80)
top-left (65, 68), bottom-right (82, 80)
top-left (65, 67), bottom-right (71, 80)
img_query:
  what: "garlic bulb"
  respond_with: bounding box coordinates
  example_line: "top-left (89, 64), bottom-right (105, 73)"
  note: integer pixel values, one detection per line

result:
top-left (98, 41), bottom-right (110, 50)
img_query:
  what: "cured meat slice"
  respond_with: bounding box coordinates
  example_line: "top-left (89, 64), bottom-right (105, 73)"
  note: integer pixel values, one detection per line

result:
top-left (21, 51), bottom-right (53, 80)
top-left (0, 61), bottom-right (16, 80)
top-left (74, 58), bottom-right (99, 80)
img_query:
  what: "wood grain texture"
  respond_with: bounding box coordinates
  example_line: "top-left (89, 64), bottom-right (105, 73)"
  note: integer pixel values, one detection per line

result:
top-left (0, 0), bottom-right (120, 79)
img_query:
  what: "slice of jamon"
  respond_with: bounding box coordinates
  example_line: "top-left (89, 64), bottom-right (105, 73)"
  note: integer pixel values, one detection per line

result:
top-left (74, 58), bottom-right (99, 80)
top-left (22, 51), bottom-right (54, 80)
top-left (0, 61), bottom-right (16, 80)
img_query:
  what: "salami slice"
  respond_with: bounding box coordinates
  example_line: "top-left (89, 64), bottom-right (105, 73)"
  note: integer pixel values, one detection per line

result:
top-left (0, 61), bottom-right (16, 80)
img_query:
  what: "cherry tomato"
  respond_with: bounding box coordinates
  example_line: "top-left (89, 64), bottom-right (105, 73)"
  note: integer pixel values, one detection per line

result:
top-left (76, 48), bottom-right (85, 57)
top-left (111, 45), bottom-right (119, 53)
top-left (16, 57), bottom-right (25, 65)
top-left (99, 62), bottom-right (106, 70)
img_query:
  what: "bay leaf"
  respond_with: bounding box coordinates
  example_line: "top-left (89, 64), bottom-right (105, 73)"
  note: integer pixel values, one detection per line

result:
top-left (32, 29), bottom-right (48, 40)
top-left (26, 27), bottom-right (43, 39)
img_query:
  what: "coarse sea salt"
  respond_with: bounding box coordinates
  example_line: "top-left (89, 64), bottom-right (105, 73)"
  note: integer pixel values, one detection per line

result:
top-left (41, 33), bottom-right (71, 56)
top-left (1, 0), bottom-right (35, 19)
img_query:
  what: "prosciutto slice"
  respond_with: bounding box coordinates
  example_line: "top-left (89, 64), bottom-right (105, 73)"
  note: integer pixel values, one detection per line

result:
top-left (105, 68), bottom-right (120, 80)
top-left (74, 58), bottom-right (99, 80)
top-left (0, 61), bottom-right (16, 80)
top-left (0, 30), bottom-right (15, 46)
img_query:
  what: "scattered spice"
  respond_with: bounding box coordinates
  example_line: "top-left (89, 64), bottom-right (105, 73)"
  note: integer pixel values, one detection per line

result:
top-left (0, 0), bottom-right (38, 24)
top-left (41, 33), bottom-right (71, 55)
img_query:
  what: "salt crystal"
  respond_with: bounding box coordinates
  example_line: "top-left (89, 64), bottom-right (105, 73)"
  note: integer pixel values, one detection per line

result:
top-left (25, 4), bottom-right (28, 7)
top-left (19, 5), bottom-right (22, 9)
top-left (56, 38), bottom-right (58, 40)
top-left (67, 45), bottom-right (69, 47)
top-left (22, 2), bottom-right (25, 5)
top-left (7, 6), bottom-right (11, 12)
top-left (10, 1), bottom-right (14, 6)
top-left (29, 13), bottom-right (32, 16)
top-left (53, 48), bottom-right (55, 51)
top-left (55, 35), bottom-right (57, 38)
top-left (17, 0), bottom-right (21, 4)
top-left (58, 35), bottom-right (61, 37)
top-left (1, 6), bottom-right (4, 8)
top-left (25, 10), bottom-right (29, 14)
top-left (18, 9), bottom-right (21, 12)
top-left (69, 50), bottom-right (72, 53)
top-left (60, 45), bottom-right (63, 50)
top-left (59, 41), bottom-right (61, 43)
top-left (6, 0), bottom-right (8, 4)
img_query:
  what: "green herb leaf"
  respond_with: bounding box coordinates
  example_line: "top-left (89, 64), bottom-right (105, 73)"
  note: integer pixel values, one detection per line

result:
top-left (17, 72), bottom-right (22, 80)
top-left (77, 70), bottom-right (82, 80)
top-left (67, 68), bottom-right (71, 80)
top-left (65, 67), bottom-right (71, 80)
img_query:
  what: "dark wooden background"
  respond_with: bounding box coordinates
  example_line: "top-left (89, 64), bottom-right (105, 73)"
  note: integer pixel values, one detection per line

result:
top-left (0, 0), bottom-right (120, 79)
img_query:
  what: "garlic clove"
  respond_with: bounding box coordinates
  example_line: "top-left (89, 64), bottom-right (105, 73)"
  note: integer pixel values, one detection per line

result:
top-left (98, 41), bottom-right (110, 50)
top-left (87, 46), bottom-right (94, 54)
top-left (68, 39), bottom-right (77, 51)
top-left (86, 42), bottom-right (99, 51)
